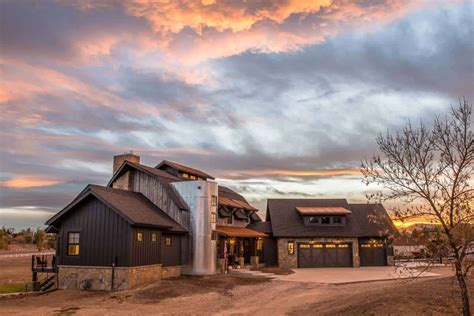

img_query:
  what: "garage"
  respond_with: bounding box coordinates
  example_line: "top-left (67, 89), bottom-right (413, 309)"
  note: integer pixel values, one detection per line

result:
top-left (359, 242), bottom-right (387, 266)
top-left (297, 243), bottom-right (353, 268)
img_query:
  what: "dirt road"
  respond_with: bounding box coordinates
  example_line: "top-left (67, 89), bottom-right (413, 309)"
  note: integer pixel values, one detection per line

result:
top-left (0, 267), bottom-right (471, 315)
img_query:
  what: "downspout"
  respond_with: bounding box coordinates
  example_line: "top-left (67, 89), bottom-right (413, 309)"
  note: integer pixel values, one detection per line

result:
top-left (111, 256), bottom-right (118, 291)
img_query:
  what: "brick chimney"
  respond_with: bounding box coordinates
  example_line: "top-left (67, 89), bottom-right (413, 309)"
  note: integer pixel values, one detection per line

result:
top-left (113, 151), bottom-right (140, 175)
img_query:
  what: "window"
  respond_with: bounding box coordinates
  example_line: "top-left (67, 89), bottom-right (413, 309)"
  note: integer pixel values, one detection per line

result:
top-left (226, 216), bottom-right (233, 225)
top-left (211, 231), bottom-right (218, 241)
top-left (257, 239), bottom-right (263, 251)
top-left (137, 231), bottom-right (143, 242)
top-left (180, 172), bottom-right (189, 179)
top-left (287, 241), bottom-right (295, 254)
top-left (67, 232), bottom-right (80, 256)
top-left (211, 195), bottom-right (218, 206)
top-left (189, 175), bottom-right (196, 180)
top-left (321, 216), bottom-right (331, 224)
top-left (211, 212), bottom-right (217, 224)
top-left (165, 237), bottom-right (172, 247)
top-left (332, 216), bottom-right (342, 224)
top-left (309, 217), bottom-right (319, 224)
top-left (151, 232), bottom-right (157, 242)
top-left (313, 244), bottom-right (323, 248)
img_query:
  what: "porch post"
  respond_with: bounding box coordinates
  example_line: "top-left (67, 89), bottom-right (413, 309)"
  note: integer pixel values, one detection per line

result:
top-left (250, 238), bottom-right (259, 268)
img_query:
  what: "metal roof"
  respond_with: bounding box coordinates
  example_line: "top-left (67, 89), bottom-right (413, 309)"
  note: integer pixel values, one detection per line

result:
top-left (296, 206), bottom-right (352, 215)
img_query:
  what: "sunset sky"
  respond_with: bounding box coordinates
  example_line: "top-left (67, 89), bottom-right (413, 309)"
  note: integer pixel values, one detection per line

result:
top-left (1, 0), bottom-right (473, 229)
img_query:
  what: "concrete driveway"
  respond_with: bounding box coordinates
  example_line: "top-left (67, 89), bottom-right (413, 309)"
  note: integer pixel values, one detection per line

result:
top-left (270, 266), bottom-right (440, 284)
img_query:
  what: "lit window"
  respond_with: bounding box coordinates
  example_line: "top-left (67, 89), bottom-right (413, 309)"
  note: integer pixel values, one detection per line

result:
top-left (287, 241), bottom-right (295, 254)
top-left (211, 231), bottom-right (218, 240)
top-left (189, 175), bottom-right (196, 180)
top-left (326, 244), bottom-right (336, 248)
top-left (333, 217), bottom-right (342, 224)
top-left (67, 232), bottom-right (80, 256)
top-left (211, 212), bottom-right (217, 224)
top-left (321, 217), bottom-right (331, 224)
top-left (151, 232), bottom-right (157, 242)
top-left (137, 231), bottom-right (143, 242)
top-left (257, 239), bottom-right (263, 251)
top-left (313, 244), bottom-right (323, 248)
top-left (181, 173), bottom-right (189, 179)
top-left (211, 195), bottom-right (218, 206)
top-left (299, 244), bottom-right (310, 249)
top-left (165, 237), bottom-right (172, 247)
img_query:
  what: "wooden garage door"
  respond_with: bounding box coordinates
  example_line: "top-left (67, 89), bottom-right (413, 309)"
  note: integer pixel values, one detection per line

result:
top-left (359, 242), bottom-right (387, 266)
top-left (297, 243), bottom-right (352, 268)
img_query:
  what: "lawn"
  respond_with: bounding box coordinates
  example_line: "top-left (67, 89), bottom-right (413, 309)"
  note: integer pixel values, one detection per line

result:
top-left (0, 283), bottom-right (27, 294)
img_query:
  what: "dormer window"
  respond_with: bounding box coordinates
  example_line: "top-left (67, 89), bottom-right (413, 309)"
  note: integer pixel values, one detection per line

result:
top-left (333, 216), bottom-right (343, 224)
top-left (321, 217), bottom-right (331, 224)
top-left (309, 217), bottom-right (319, 224)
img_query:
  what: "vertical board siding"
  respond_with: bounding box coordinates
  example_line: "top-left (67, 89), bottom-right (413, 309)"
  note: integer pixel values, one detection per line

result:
top-left (132, 171), bottom-right (190, 229)
top-left (58, 197), bottom-right (131, 267)
top-left (131, 227), bottom-right (162, 266)
top-left (161, 235), bottom-right (181, 266)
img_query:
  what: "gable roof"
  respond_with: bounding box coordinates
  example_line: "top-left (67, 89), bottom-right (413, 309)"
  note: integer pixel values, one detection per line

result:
top-left (46, 185), bottom-right (187, 233)
top-left (108, 161), bottom-right (189, 211)
top-left (218, 186), bottom-right (258, 211)
top-left (156, 160), bottom-right (215, 180)
top-left (267, 199), bottom-right (397, 238)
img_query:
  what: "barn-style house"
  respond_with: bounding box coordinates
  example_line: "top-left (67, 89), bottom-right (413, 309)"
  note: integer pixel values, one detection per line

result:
top-left (45, 153), bottom-right (396, 290)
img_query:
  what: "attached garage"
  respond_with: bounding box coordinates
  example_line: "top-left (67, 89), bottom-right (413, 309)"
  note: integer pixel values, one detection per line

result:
top-left (359, 241), bottom-right (387, 266)
top-left (297, 243), bottom-right (353, 268)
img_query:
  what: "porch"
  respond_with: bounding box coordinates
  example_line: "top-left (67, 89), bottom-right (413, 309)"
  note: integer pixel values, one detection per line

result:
top-left (215, 226), bottom-right (267, 272)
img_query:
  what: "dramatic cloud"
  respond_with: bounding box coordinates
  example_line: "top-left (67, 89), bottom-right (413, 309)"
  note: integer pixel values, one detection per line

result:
top-left (0, 0), bottom-right (472, 228)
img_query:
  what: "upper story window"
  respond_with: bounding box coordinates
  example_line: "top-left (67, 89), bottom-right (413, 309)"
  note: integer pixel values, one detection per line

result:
top-left (151, 232), bottom-right (157, 242)
top-left (333, 216), bottom-right (343, 224)
top-left (137, 231), bottom-right (143, 242)
top-left (226, 216), bottom-right (233, 225)
top-left (211, 195), bottom-right (218, 206)
top-left (321, 216), bottom-right (331, 224)
top-left (165, 236), bottom-right (172, 247)
top-left (309, 217), bottom-right (319, 224)
top-left (67, 232), bottom-right (80, 256)
top-left (180, 172), bottom-right (189, 179)
top-left (306, 216), bottom-right (345, 226)
top-left (211, 212), bottom-right (217, 224)
top-left (189, 175), bottom-right (196, 180)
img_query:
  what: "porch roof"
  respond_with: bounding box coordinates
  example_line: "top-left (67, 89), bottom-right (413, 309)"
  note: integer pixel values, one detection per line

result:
top-left (216, 225), bottom-right (267, 238)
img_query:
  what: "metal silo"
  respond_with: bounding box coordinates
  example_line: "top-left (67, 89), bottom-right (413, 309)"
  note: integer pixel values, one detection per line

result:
top-left (172, 180), bottom-right (218, 275)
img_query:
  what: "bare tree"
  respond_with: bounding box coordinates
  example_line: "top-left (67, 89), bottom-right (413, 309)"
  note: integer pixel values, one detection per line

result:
top-left (362, 99), bottom-right (473, 316)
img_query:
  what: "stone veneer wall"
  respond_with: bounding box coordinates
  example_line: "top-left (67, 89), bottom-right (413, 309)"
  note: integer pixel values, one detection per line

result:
top-left (161, 266), bottom-right (182, 279)
top-left (277, 238), bottom-right (360, 268)
top-left (58, 264), bottom-right (162, 291)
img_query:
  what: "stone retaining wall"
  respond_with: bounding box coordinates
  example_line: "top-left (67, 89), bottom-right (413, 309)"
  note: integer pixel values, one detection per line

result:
top-left (161, 266), bottom-right (182, 279)
top-left (58, 264), bottom-right (162, 291)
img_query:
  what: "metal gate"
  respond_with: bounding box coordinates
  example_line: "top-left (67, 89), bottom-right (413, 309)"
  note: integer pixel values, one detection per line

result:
top-left (297, 243), bottom-right (352, 268)
top-left (359, 242), bottom-right (387, 266)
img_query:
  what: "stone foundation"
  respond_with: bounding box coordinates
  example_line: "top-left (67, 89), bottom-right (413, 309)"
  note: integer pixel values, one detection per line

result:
top-left (250, 256), bottom-right (259, 268)
top-left (387, 255), bottom-right (395, 266)
top-left (58, 264), bottom-right (162, 291)
top-left (162, 266), bottom-right (182, 279)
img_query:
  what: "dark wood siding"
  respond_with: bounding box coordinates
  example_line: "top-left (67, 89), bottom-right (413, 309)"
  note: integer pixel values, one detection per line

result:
top-left (161, 235), bottom-right (181, 266)
top-left (58, 197), bottom-right (131, 267)
top-left (131, 227), bottom-right (162, 266)
top-left (263, 238), bottom-right (278, 266)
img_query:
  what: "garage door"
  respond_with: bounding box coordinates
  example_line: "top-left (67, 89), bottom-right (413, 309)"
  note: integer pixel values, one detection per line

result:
top-left (297, 243), bottom-right (352, 268)
top-left (359, 242), bottom-right (387, 266)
